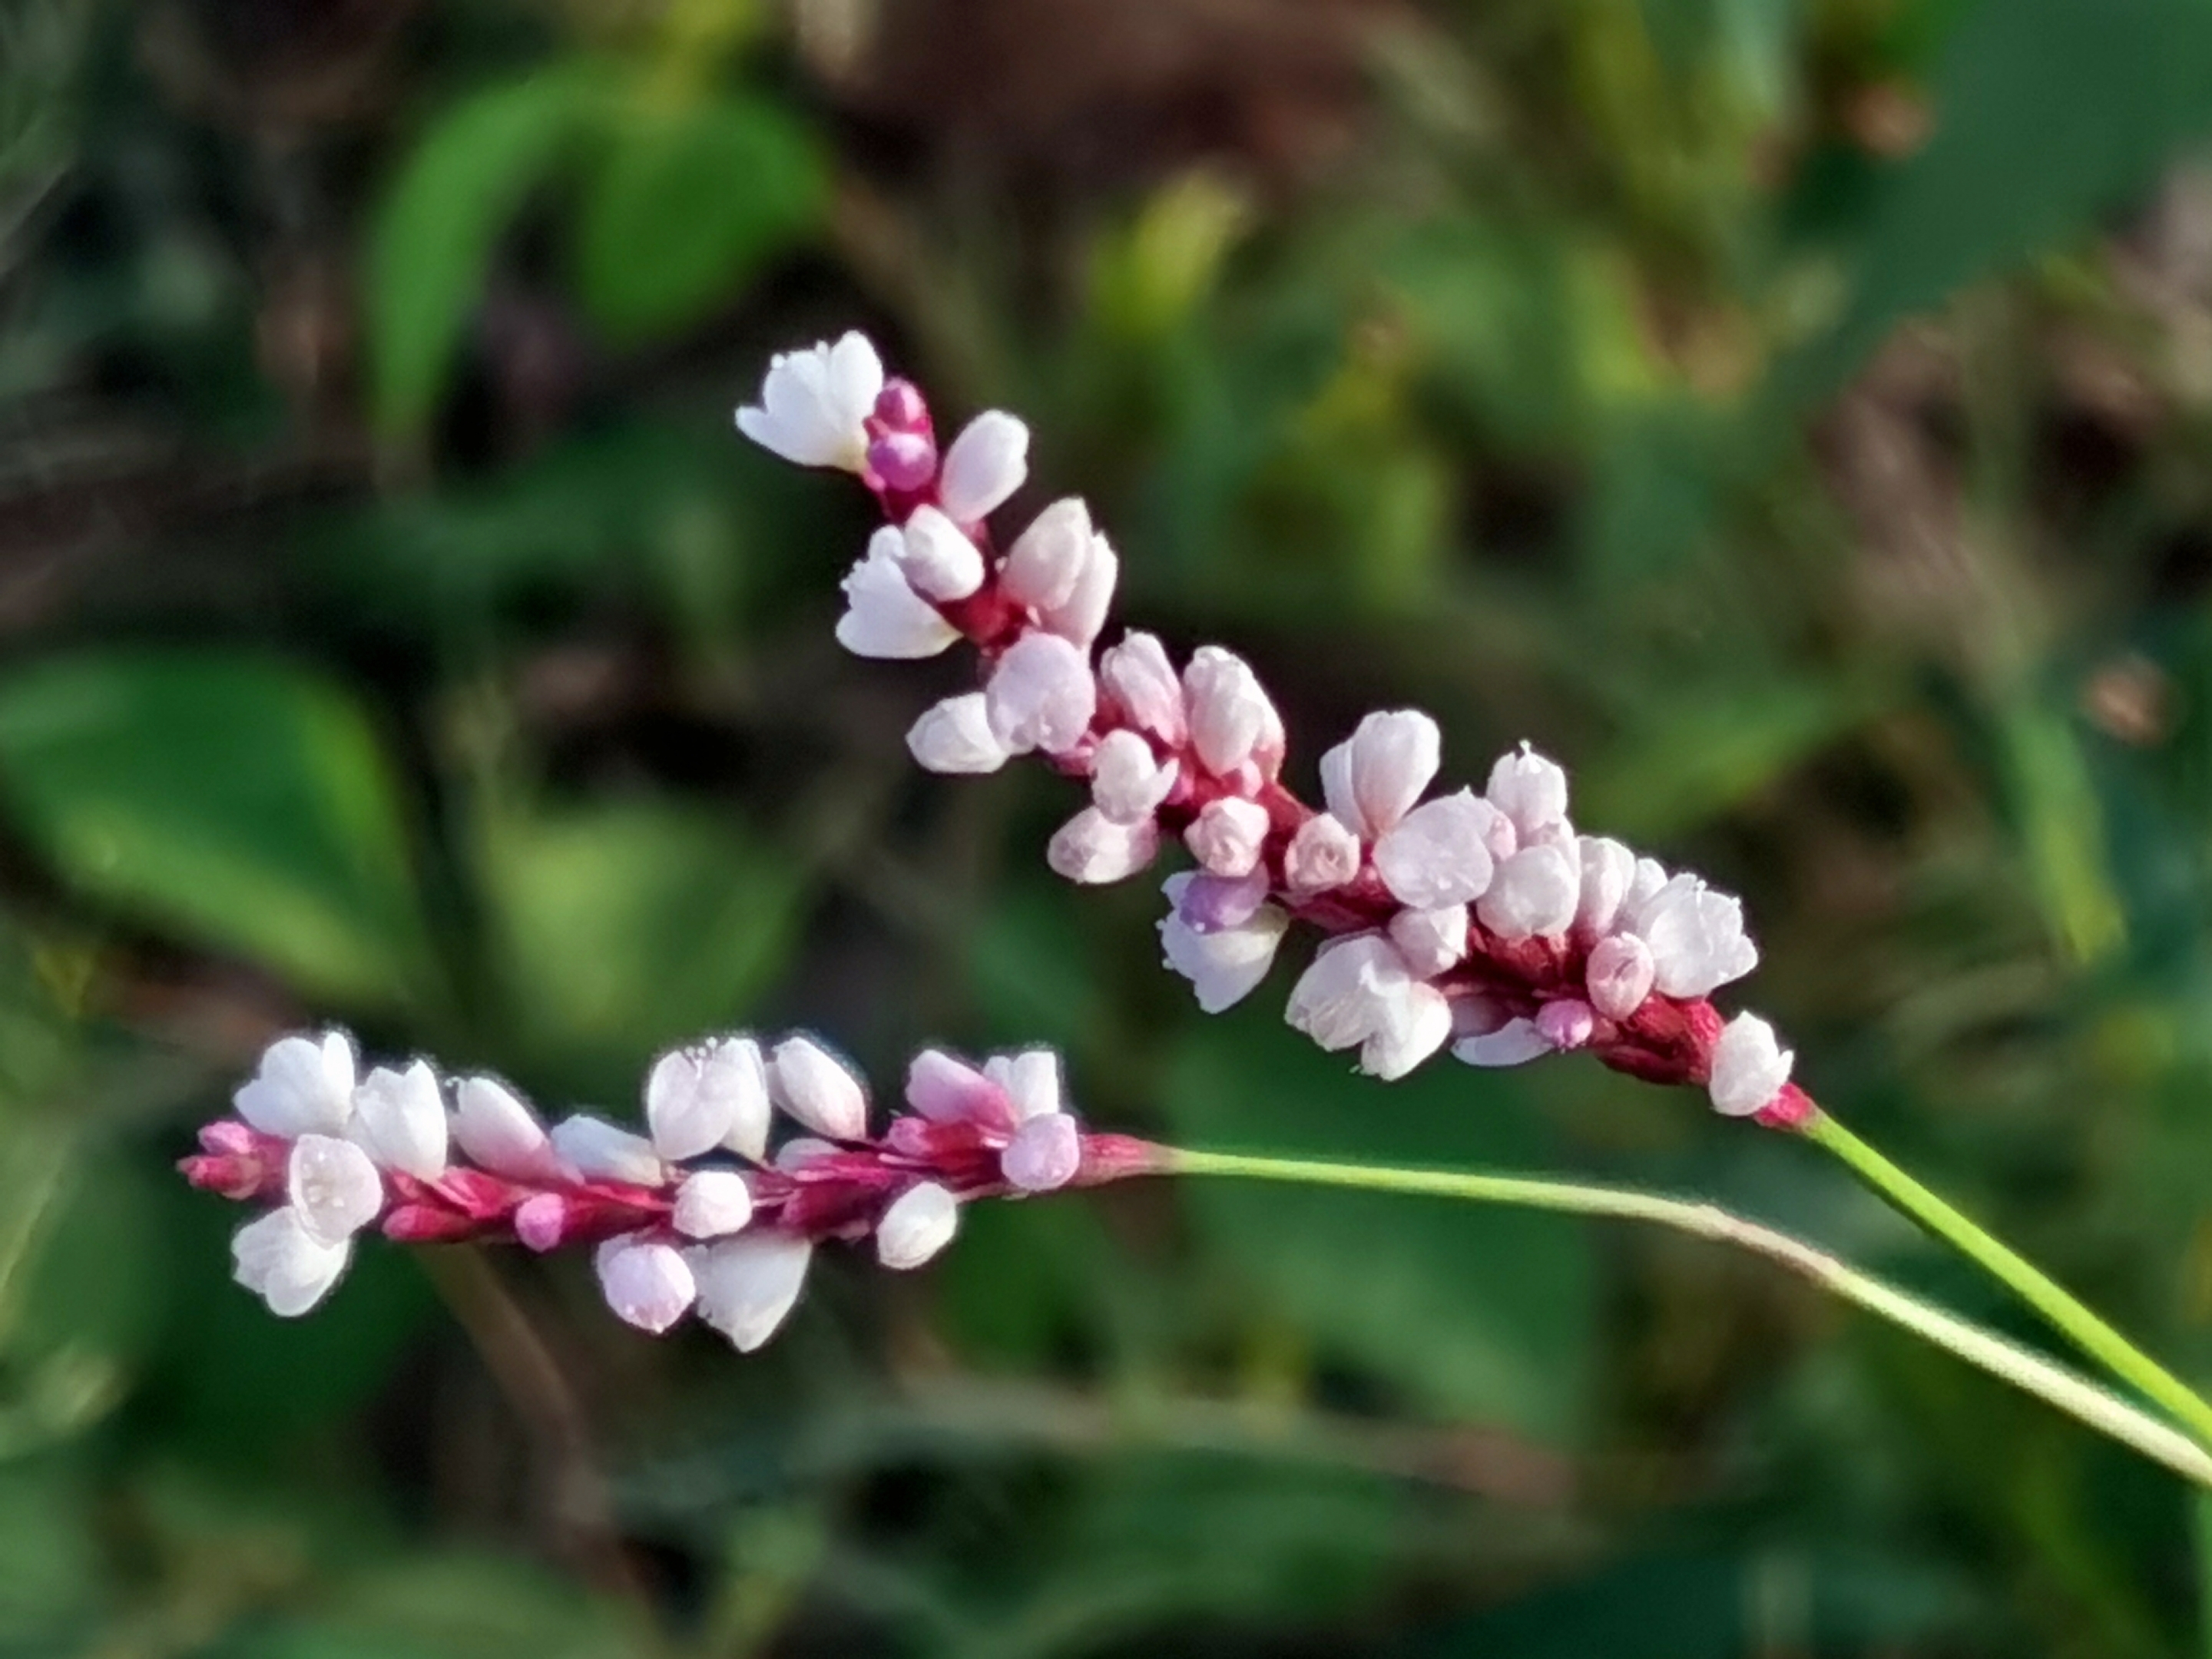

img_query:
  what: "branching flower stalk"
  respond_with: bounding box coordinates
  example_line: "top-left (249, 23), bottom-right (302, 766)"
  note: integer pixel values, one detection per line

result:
top-left (174, 332), bottom-right (2212, 1488)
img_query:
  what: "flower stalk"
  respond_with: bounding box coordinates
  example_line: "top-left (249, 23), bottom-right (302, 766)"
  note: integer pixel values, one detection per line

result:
top-left (1800, 1109), bottom-right (2212, 1451)
top-left (1165, 1145), bottom-right (2212, 1487)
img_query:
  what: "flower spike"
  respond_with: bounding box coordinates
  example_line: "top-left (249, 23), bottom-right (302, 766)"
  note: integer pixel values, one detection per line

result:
top-left (734, 333), bottom-right (1802, 1121)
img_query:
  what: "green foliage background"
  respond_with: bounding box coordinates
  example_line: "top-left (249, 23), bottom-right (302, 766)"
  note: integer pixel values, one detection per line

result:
top-left (5, 0), bottom-right (2212, 1651)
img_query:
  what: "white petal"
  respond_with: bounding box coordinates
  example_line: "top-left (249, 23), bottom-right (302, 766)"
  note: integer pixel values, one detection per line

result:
top-left (1373, 790), bottom-right (1498, 910)
top-left (824, 333), bottom-right (886, 426)
top-left (982, 1048), bottom-right (1062, 1121)
top-left (1090, 730), bottom-right (1177, 825)
top-left (1001, 498), bottom-right (1092, 610)
top-left (986, 631), bottom-right (1097, 756)
top-left (1320, 710), bottom-right (1440, 840)
top-left (937, 410), bottom-right (1029, 522)
top-left (907, 693), bottom-right (1012, 774)
top-left (1619, 856), bottom-right (1671, 932)
top-left (1576, 837), bottom-right (1637, 937)
top-left (1585, 933), bottom-right (1657, 1020)
top-left (1048, 806), bottom-right (1158, 884)
top-left (1284, 813), bottom-right (1363, 893)
top-left (836, 528), bottom-right (959, 659)
top-left (1182, 647), bottom-right (1276, 778)
top-left (232, 1207), bottom-right (351, 1317)
top-left (1388, 904), bottom-right (1468, 977)
top-left (1098, 631), bottom-right (1187, 746)
top-left (549, 1114), bottom-right (666, 1185)
top-left (647, 1036), bottom-right (770, 1162)
top-left (674, 1169), bottom-right (757, 1238)
top-left (1284, 934), bottom-right (1410, 1053)
top-left (1184, 796), bottom-right (1270, 878)
top-left (1473, 843), bottom-right (1581, 941)
top-left (1039, 531), bottom-right (1117, 650)
top-left (876, 1181), bottom-right (962, 1269)
top-left (233, 1031), bottom-right (357, 1138)
top-left (735, 334), bottom-right (881, 471)
top-left (897, 505), bottom-right (986, 601)
top-left (1485, 743), bottom-right (1571, 839)
top-left (769, 1036), bottom-right (869, 1141)
top-left (907, 1050), bottom-right (1009, 1123)
top-left (350, 1061), bottom-right (449, 1179)
top-left (1359, 982), bottom-right (1453, 1080)
top-left (1709, 1012), bottom-right (1793, 1116)
top-left (452, 1076), bottom-right (561, 1181)
top-left (1452, 1017), bottom-right (1555, 1068)
top-left (287, 1134), bottom-right (383, 1243)
top-left (1000, 1112), bottom-right (1081, 1190)
top-left (595, 1237), bottom-right (697, 1333)
top-left (1639, 875), bottom-right (1760, 998)
top-left (691, 1232), bottom-right (813, 1351)
top-left (1159, 884), bottom-right (1288, 1013)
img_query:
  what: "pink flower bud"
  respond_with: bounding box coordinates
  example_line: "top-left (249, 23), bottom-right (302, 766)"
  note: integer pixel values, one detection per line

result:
top-left (937, 410), bottom-right (1028, 523)
top-left (1486, 742), bottom-right (1571, 840)
top-left (1585, 933), bottom-right (1656, 1019)
top-left (1099, 631), bottom-right (1186, 745)
top-left (1183, 647), bottom-right (1277, 778)
top-left (876, 1181), bottom-right (961, 1268)
top-left (595, 1237), bottom-right (697, 1333)
top-left (1284, 813), bottom-right (1362, 893)
top-left (768, 1037), bottom-right (869, 1141)
top-left (1709, 1012), bottom-right (1793, 1117)
top-left (897, 505), bottom-right (985, 600)
top-left (986, 631), bottom-right (1098, 757)
top-left (691, 1232), bottom-right (812, 1352)
top-left (1048, 806), bottom-right (1159, 884)
top-left (1091, 729), bottom-right (1177, 824)
top-left (1184, 796), bottom-right (1270, 878)
top-left (1001, 1113), bottom-right (1081, 1191)
top-left (908, 693), bottom-right (1012, 774)
top-left (1388, 904), bottom-right (1468, 977)
top-left (1002, 498), bottom-right (1092, 610)
top-left (1475, 843), bottom-right (1581, 941)
top-left (1535, 998), bottom-right (1596, 1051)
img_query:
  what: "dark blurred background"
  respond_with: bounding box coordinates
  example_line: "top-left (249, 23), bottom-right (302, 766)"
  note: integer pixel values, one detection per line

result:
top-left (7, 0), bottom-right (2212, 1651)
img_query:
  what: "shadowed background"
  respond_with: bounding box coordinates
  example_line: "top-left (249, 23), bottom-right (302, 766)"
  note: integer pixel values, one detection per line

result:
top-left (5, 0), bottom-right (2212, 1651)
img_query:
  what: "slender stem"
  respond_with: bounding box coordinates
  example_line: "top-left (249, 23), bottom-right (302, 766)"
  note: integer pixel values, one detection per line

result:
top-left (1165, 1145), bottom-right (2212, 1488)
top-left (1800, 1110), bottom-right (2212, 1450)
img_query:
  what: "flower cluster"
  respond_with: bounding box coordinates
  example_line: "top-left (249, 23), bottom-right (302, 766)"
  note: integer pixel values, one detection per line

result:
top-left (182, 1028), bottom-right (1158, 1341)
top-left (737, 333), bottom-right (1804, 1125)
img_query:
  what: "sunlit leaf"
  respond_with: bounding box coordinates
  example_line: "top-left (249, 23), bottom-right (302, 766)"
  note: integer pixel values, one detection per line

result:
top-left (366, 65), bottom-right (605, 438)
top-left (574, 92), bottom-right (824, 343)
top-left (0, 653), bottom-right (433, 1007)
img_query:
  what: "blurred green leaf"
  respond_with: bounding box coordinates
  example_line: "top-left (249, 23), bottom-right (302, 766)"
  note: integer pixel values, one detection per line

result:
top-left (575, 92), bottom-right (825, 343)
top-left (1402, 1545), bottom-right (1969, 1657)
top-left (477, 798), bottom-right (807, 1090)
top-left (1162, 1005), bottom-right (1596, 1444)
top-left (149, 1183), bottom-right (435, 1451)
top-left (1998, 700), bottom-right (2125, 965)
top-left (0, 653), bottom-right (432, 1007)
top-left (0, 1462), bottom-right (97, 1653)
top-left (366, 65), bottom-right (604, 438)
top-left (222, 1553), bottom-right (638, 1659)
top-left (1800, 0), bottom-right (2212, 390)
top-left (1581, 675), bottom-right (1886, 837)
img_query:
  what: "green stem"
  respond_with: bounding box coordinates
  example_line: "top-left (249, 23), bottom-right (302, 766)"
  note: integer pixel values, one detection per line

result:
top-left (1165, 1145), bottom-right (2212, 1488)
top-left (1802, 1109), bottom-right (2212, 1451)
